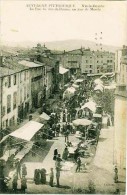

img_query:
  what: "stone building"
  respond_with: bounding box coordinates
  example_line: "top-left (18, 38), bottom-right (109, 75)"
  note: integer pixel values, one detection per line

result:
top-left (81, 49), bottom-right (115, 74)
top-left (114, 45), bottom-right (127, 177)
top-left (53, 48), bottom-right (115, 76)
top-left (18, 60), bottom-right (45, 109)
top-left (0, 55), bottom-right (31, 138)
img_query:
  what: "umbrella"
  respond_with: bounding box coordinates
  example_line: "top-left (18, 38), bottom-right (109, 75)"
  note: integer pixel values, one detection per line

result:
top-left (73, 119), bottom-right (92, 126)
top-left (81, 101), bottom-right (96, 113)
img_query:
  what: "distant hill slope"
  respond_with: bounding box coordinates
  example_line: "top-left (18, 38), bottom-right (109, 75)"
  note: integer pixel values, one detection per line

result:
top-left (1, 39), bottom-right (121, 53)
top-left (45, 39), bottom-right (120, 53)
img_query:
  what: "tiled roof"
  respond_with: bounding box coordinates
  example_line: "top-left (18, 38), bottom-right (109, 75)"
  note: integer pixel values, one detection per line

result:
top-left (4, 58), bottom-right (29, 71)
top-left (0, 66), bottom-right (16, 77)
top-left (18, 60), bottom-right (44, 68)
top-left (66, 49), bottom-right (82, 55)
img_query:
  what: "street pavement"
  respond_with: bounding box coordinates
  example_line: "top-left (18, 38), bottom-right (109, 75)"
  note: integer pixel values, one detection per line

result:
top-left (23, 117), bottom-right (125, 194)
top-left (6, 99), bottom-right (126, 194)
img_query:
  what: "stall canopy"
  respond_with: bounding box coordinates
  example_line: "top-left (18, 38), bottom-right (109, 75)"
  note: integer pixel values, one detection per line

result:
top-left (94, 79), bottom-right (103, 85)
top-left (81, 101), bottom-right (96, 113)
top-left (100, 75), bottom-right (107, 79)
top-left (93, 113), bottom-right (102, 118)
top-left (73, 118), bottom-right (92, 126)
top-left (75, 79), bottom-right (84, 83)
top-left (66, 87), bottom-right (76, 93)
top-left (104, 84), bottom-right (116, 90)
top-left (63, 87), bottom-right (76, 99)
top-left (39, 112), bottom-right (50, 120)
top-left (94, 85), bottom-right (103, 92)
top-left (9, 121), bottom-right (44, 141)
top-left (59, 66), bottom-right (69, 74)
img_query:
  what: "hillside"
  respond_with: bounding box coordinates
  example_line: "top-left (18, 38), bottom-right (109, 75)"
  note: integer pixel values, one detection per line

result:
top-left (1, 39), bottom-right (121, 53)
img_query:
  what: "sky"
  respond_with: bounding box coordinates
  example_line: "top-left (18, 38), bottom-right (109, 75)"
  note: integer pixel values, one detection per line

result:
top-left (0, 0), bottom-right (127, 47)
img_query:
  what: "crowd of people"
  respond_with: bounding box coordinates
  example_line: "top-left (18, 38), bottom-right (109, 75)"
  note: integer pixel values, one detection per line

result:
top-left (0, 76), bottom-right (105, 193)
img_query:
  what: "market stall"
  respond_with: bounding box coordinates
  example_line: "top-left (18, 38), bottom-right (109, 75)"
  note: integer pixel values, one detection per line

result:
top-left (81, 101), bottom-right (97, 113)
top-left (39, 112), bottom-right (50, 121)
top-left (72, 118), bottom-right (92, 127)
top-left (63, 86), bottom-right (76, 100)
top-left (0, 121), bottom-right (44, 163)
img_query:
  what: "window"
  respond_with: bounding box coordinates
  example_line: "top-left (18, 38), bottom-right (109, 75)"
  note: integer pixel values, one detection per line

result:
top-left (8, 76), bottom-right (11, 87)
top-left (6, 119), bottom-right (8, 128)
top-left (2, 106), bottom-right (6, 116)
top-left (24, 71), bottom-right (26, 80)
top-left (90, 65), bottom-right (92, 68)
top-left (44, 67), bottom-right (46, 76)
top-left (13, 116), bottom-right (15, 125)
top-left (27, 84), bottom-right (29, 98)
top-left (97, 61), bottom-right (99, 63)
top-left (13, 92), bottom-right (17, 109)
top-left (2, 121), bottom-right (5, 129)
top-left (90, 70), bottom-right (92, 73)
top-left (13, 74), bottom-right (16, 85)
top-left (86, 60), bottom-right (88, 63)
top-left (24, 86), bottom-right (26, 100)
top-left (20, 89), bottom-right (22, 103)
top-left (20, 72), bottom-right (22, 83)
top-left (7, 95), bottom-right (11, 113)
top-left (27, 71), bottom-right (29, 79)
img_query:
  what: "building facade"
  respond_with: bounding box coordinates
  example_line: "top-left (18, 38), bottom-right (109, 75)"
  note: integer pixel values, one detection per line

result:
top-left (114, 45), bottom-right (127, 175)
top-left (0, 56), bottom-right (32, 134)
top-left (53, 48), bottom-right (115, 75)
top-left (19, 60), bottom-right (45, 109)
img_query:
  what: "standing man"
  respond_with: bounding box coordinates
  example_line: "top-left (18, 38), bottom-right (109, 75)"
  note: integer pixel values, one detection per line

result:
top-left (55, 156), bottom-right (62, 187)
top-left (56, 169), bottom-right (60, 187)
top-left (49, 168), bottom-right (54, 187)
top-left (76, 157), bottom-right (81, 172)
top-left (21, 176), bottom-right (27, 193)
top-left (16, 159), bottom-right (21, 179)
top-left (64, 129), bottom-right (69, 143)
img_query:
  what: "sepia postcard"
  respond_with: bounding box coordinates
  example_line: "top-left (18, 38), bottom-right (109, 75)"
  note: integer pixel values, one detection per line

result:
top-left (0, 0), bottom-right (126, 194)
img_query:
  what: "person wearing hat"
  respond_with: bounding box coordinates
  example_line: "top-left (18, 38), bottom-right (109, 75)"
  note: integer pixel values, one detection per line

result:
top-left (53, 148), bottom-right (58, 161)
top-left (114, 165), bottom-right (118, 183)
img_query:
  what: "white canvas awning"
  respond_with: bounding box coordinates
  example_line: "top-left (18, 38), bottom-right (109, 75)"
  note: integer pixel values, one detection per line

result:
top-left (9, 121), bottom-right (44, 141)
top-left (94, 85), bottom-right (103, 92)
top-left (59, 66), bottom-right (69, 74)
top-left (81, 101), bottom-right (96, 113)
top-left (39, 112), bottom-right (50, 120)
top-left (104, 85), bottom-right (116, 90)
top-left (75, 79), bottom-right (84, 83)
top-left (94, 79), bottom-right (103, 85)
top-left (93, 113), bottom-right (102, 118)
top-left (66, 87), bottom-right (76, 93)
